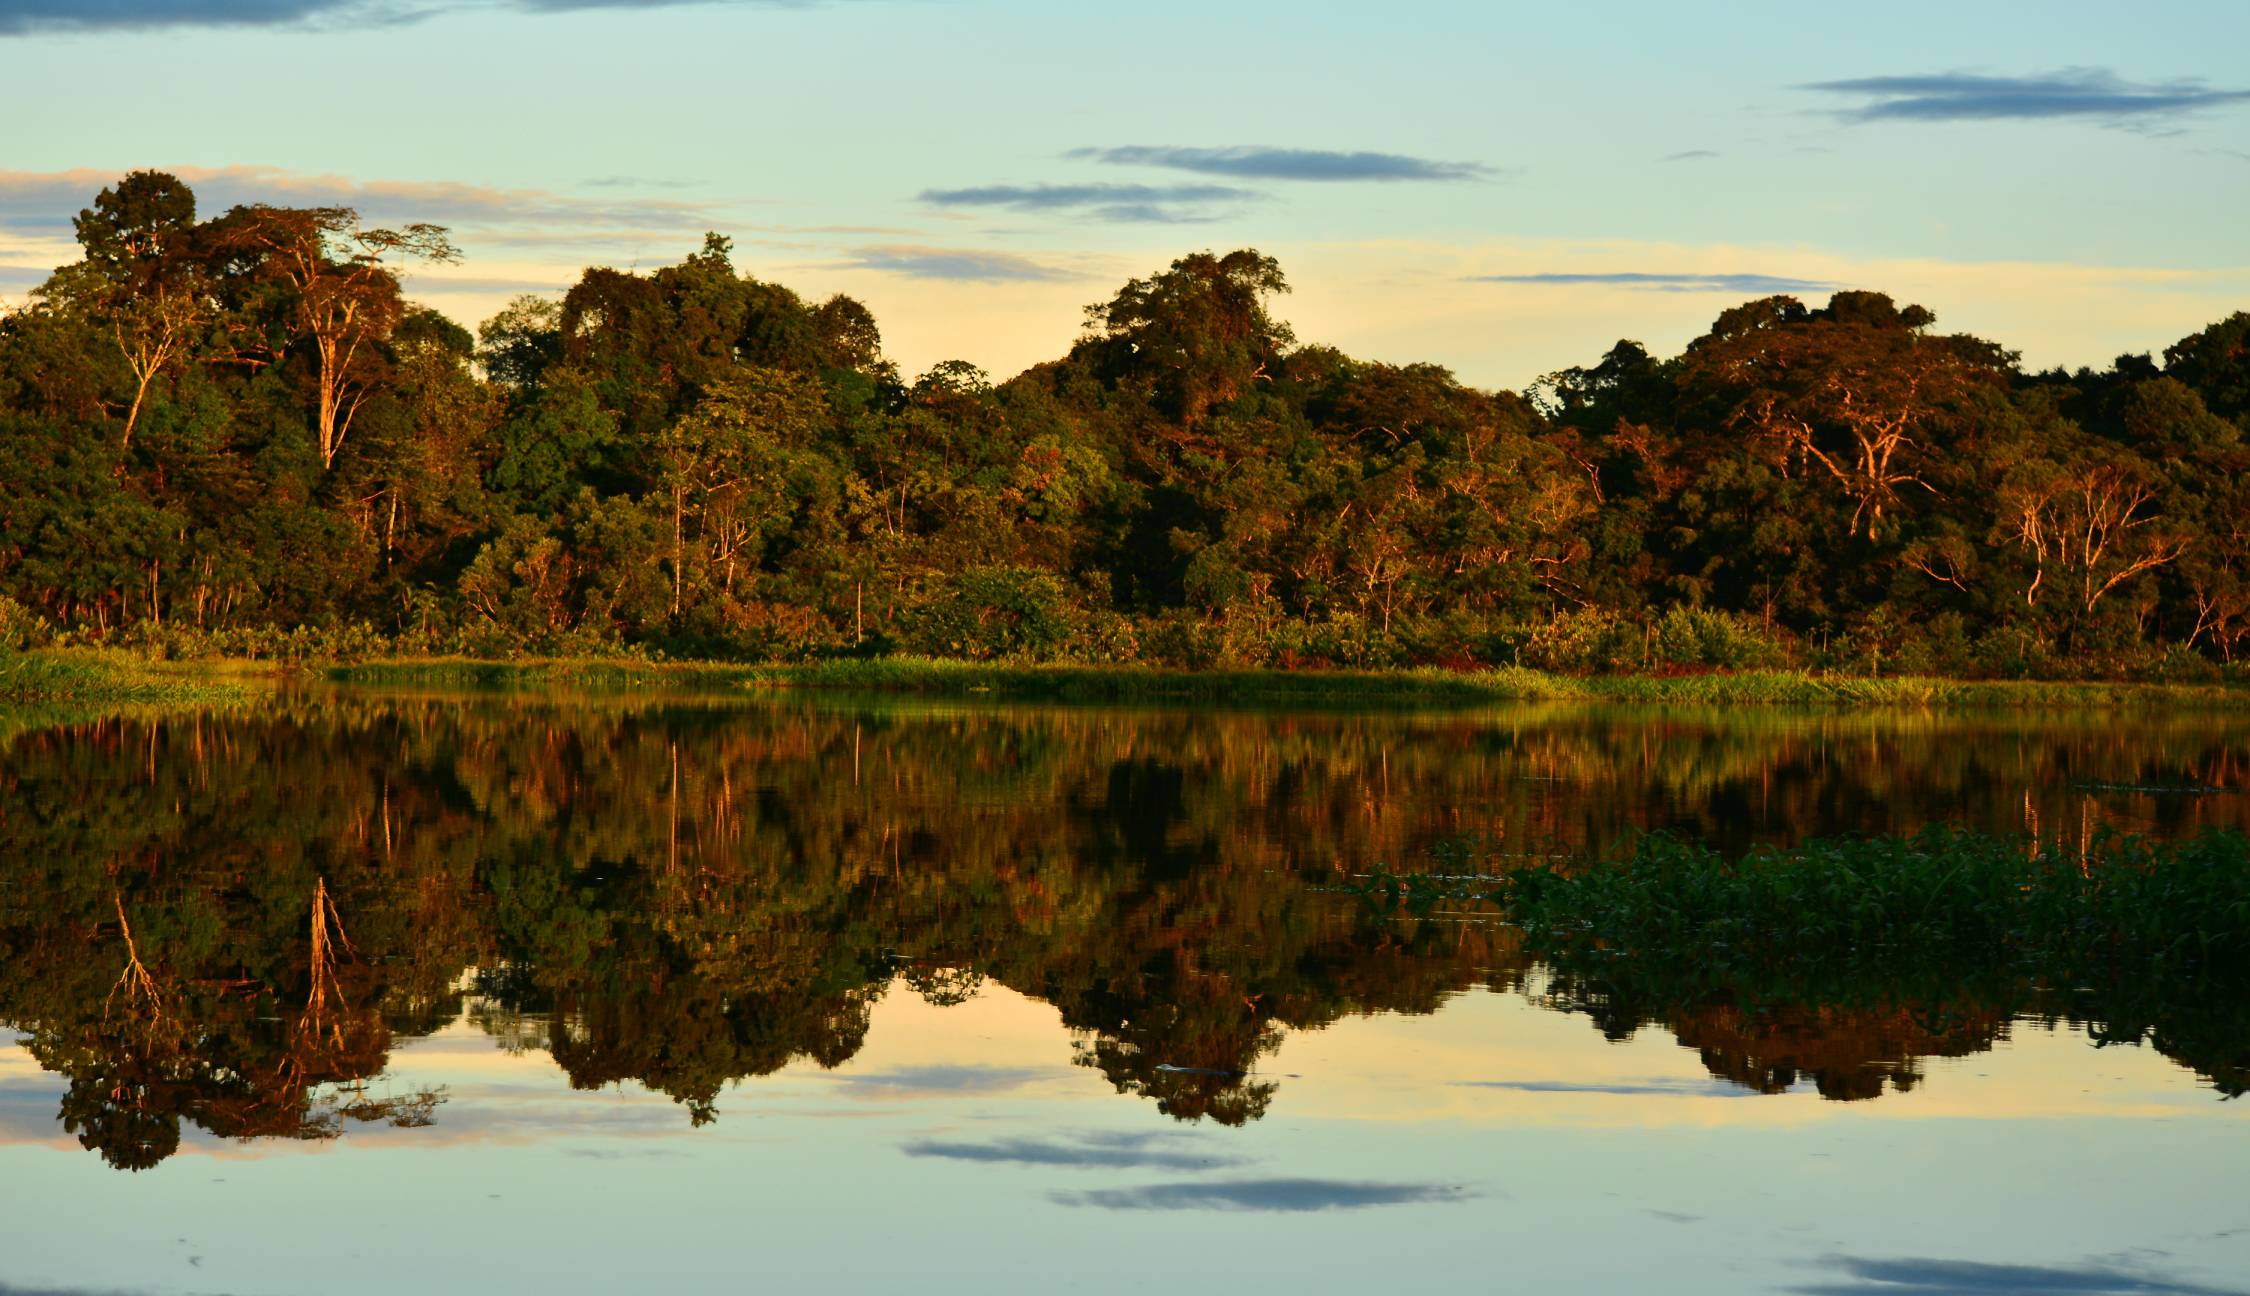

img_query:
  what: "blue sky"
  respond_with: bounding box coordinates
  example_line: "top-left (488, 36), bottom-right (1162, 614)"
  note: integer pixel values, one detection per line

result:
top-left (2, 0), bottom-right (2247, 387)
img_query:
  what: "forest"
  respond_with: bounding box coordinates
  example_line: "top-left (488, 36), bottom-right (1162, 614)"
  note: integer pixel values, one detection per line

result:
top-left (2, 170), bottom-right (2247, 679)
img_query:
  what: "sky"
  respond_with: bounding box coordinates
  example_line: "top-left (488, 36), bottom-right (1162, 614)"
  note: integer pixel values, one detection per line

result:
top-left (1, 0), bottom-right (2247, 390)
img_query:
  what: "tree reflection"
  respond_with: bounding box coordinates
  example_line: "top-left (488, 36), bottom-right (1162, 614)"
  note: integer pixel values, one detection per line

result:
top-left (0, 696), bottom-right (2243, 1167)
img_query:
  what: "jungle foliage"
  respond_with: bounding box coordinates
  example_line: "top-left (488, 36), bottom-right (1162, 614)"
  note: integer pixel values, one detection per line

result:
top-left (4, 172), bottom-right (2249, 678)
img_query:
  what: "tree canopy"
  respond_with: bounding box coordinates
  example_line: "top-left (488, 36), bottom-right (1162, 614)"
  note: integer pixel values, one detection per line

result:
top-left (2, 171), bottom-right (2247, 676)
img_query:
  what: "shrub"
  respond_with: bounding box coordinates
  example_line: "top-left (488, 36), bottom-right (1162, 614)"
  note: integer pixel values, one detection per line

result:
top-left (901, 566), bottom-right (1078, 661)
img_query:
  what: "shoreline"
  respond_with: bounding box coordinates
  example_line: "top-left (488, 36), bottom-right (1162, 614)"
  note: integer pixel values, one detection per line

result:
top-left (5, 648), bottom-right (2248, 711)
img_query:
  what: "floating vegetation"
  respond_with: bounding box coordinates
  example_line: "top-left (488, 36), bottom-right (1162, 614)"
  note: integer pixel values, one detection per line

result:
top-left (1354, 828), bottom-right (2250, 990)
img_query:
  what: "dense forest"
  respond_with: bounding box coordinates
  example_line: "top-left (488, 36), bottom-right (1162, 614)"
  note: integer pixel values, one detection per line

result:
top-left (2, 170), bottom-right (2247, 678)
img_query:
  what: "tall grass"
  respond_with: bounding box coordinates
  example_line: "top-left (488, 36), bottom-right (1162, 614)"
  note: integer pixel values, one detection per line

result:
top-left (0, 649), bottom-right (263, 705)
top-left (732, 659), bottom-right (2250, 709)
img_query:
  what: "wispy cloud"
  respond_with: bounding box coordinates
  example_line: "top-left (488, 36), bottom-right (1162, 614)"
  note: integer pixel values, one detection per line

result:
top-left (0, 0), bottom-right (818, 35)
top-left (1052, 1178), bottom-right (1474, 1212)
top-left (828, 1064), bottom-right (1055, 1093)
top-left (0, 1284), bottom-right (169, 1296)
top-left (396, 273), bottom-right (578, 296)
top-left (1070, 145), bottom-right (1497, 182)
top-left (917, 182), bottom-right (1255, 224)
top-left (1459, 1077), bottom-right (1764, 1097)
top-left (1467, 271), bottom-right (1836, 294)
top-left (831, 246), bottom-right (1076, 283)
top-left (1661, 149), bottom-right (1721, 162)
top-left (1786, 1254), bottom-right (2248, 1295)
top-left (1801, 69), bottom-right (2250, 126)
top-left (903, 1130), bottom-right (1248, 1171)
top-left (0, 0), bottom-right (362, 34)
top-left (0, 165), bottom-right (719, 239)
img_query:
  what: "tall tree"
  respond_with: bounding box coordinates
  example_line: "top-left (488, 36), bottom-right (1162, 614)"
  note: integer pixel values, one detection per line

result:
top-left (208, 205), bottom-right (458, 469)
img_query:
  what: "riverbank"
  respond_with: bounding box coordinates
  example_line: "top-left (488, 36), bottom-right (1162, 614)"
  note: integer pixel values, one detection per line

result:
top-left (4, 648), bottom-right (2247, 710)
top-left (327, 654), bottom-right (2250, 709)
top-left (0, 649), bottom-right (270, 705)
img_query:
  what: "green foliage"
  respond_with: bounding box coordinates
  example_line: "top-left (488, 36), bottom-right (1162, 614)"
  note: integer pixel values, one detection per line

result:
top-left (902, 566), bottom-right (1079, 661)
top-left (3, 171), bottom-right (2248, 681)
top-left (1364, 828), bottom-right (2250, 1001)
top-left (0, 649), bottom-right (260, 703)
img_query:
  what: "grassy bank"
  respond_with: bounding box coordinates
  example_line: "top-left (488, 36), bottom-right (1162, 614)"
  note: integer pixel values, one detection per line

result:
top-left (328, 655), bottom-right (2250, 709)
top-left (0, 649), bottom-right (2219, 710)
top-left (0, 649), bottom-right (268, 706)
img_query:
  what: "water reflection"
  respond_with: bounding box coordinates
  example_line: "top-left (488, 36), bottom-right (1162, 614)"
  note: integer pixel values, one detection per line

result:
top-left (1, 693), bottom-right (2245, 1169)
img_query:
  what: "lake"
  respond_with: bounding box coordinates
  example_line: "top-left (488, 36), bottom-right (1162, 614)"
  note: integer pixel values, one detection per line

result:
top-left (1, 692), bottom-right (2246, 1294)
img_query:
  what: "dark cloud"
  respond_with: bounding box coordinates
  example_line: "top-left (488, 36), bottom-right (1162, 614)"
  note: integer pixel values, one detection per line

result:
top-left (829, 1063), bottom-right (1057, 1091)
top-left (1458, 1077), bottom-right (1763, 1096)
top-left (1787, 1255), bottom-right (2248, 1295)
top-left (902, 1130), bottom-right (1249, 1171)
top-left (830, 246), bottom-right (1073, 284)
top-left (518, 0), bottom-right (819, 8)
top-left (1801, 70), bottom-right (2250, 126)
top-left (1052, 1178), bottom-right (1473, 1212)
top-left (0, 0), bottom-right (360, 33)
top-left (0, 0), bottom-right (814, 35)
top-left (1467, 272), bottom-right (1835, 294)
top-left (1070, 145), bottom-right (1496, 182)
top-left (917, 182), bottom-right (1255, 225)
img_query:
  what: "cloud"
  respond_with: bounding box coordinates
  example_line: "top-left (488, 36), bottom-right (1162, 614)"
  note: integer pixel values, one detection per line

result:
top-left (0, 165), bottom-right (718, 235)
top-left (0, 0), bottom-right (363, 33)
top-left (0, 1285), bottom-right (171, 1296)
top-left (828, 1064), bottom-right (1055, 1093)
top-left (1467, 271), bottom-right (1836, 294)
top-left (1459, 1077), bottom-right (1765, 1097)
top-left (1801, 69), bottom-right (2250, 126)
top-left (918, 182), bottom-right (1255, 224)
top-left (397, 273), bottom-right (578, 297)
top-left (1052, 1178), bottom-right (1474, 1212)
top-left (831, 246), bottom-right (1076, 283)
top-left (902, 1130), bottom-right (1249, 1171)
top-left (0, 0), bottom-right (818, 34)
top-left (1785, 1254), bottom-right (2248, 1295)
top-left (1662, 149), bottom-right (1721, 162)
top-left (1070, 145), bottom-right (1497, 182)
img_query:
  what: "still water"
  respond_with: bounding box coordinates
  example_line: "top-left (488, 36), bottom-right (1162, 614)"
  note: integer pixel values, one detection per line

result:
top-left (0, 693), bottom-right (2245, 1294)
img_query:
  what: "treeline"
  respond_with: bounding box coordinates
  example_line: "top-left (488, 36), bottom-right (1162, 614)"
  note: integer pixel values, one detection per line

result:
top-left (2, 170), bottom-right (2247, 677)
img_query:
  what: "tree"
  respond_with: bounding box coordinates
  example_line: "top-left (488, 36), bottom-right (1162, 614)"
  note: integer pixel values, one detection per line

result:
top-left (62, 171), bottom-right (209, 450)
top-left (1681, 293), bottom-right (2010, 538)
top-left (209, 205), bottom-right (458, 469)
top-left (1996, 448), bottom-right (2187, 615)
top-left (1083, 249), bottom-right (1292, 428)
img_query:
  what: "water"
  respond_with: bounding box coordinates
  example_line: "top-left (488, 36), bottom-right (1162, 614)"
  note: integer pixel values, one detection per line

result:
top-left (1, 693), bottom-right (2246, 1294)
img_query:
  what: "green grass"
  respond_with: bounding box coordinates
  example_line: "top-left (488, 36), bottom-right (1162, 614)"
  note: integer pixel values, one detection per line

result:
top-left (0, 649), bottom-right (267, 705)
top-left (728, 658), bottom-right (2250, 709)
top-left (200, 652), bottom-right (2250, 711)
